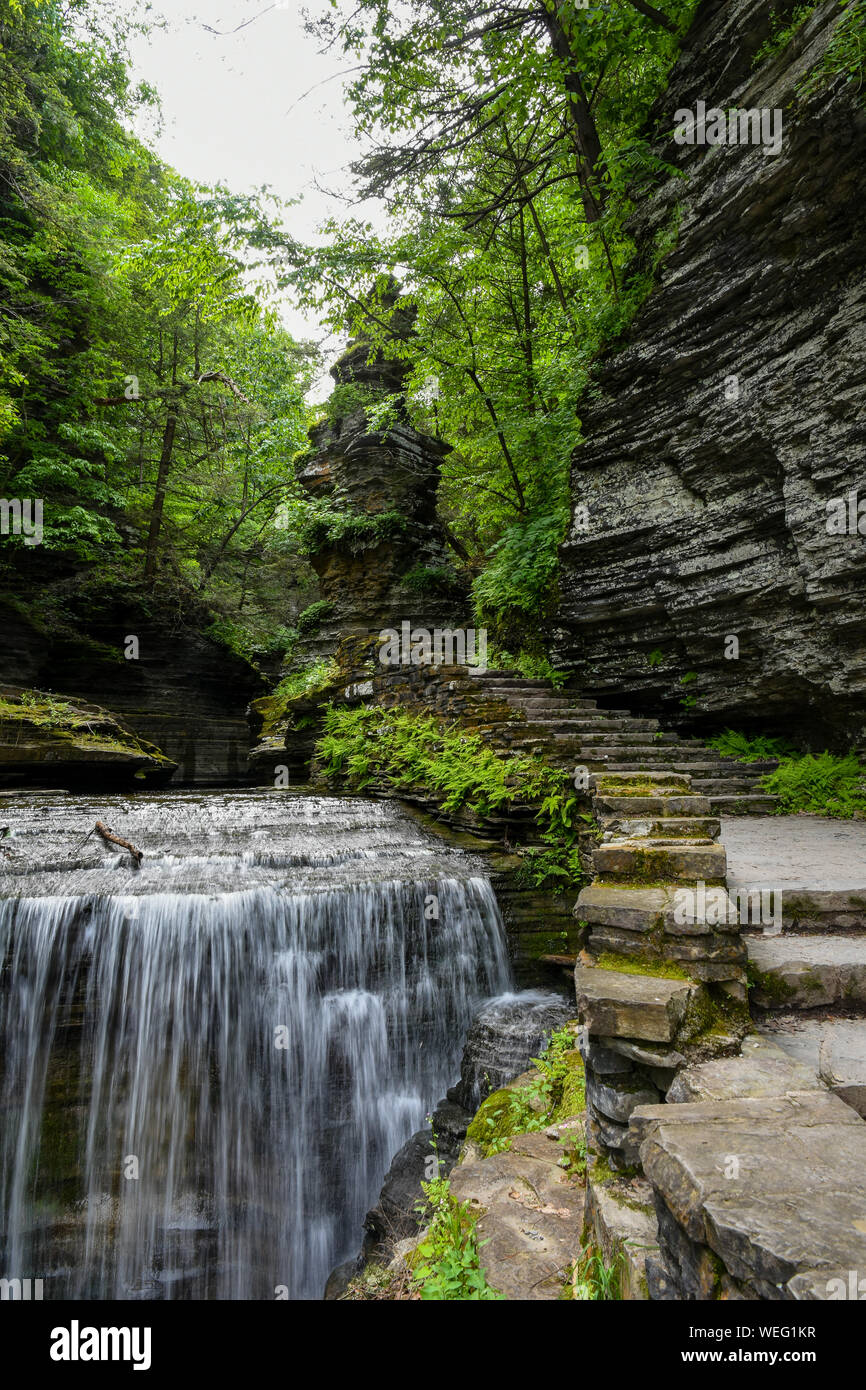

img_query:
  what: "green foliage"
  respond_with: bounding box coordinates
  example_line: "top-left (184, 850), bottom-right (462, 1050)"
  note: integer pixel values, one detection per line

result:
top-left (0, 0), bottom-right (315, 656)
top-left (567, 1243), bottom-right (623, 1300)
top-left (300, 507), bottom-right (408, 555)
top-left (466, 1025), bottom-right (585, 1156)
top-left (472, 507), bottom-right (569, 646)
top-left (284, 0), bottom-right (698, 639)
top-left (411, 1178), bottom-right (504, 1300)
top-left (762, 752), bottom-right (866, 818)
top-left (802, 0), bottom-right (866, 95)
top-left (647, 649), bottom-right (665, 668)
top-left (401, 564), bottom-right (465, 595)
top-left (707, 729), bottom-right (798, 762)
top-left (315, 703), bottom-right (584, 884)
top-left (272, 660), bottom-right (339, 711)
top-left (295, 600), bottom-right (335, 635)
top-left (753, 3), bottom-right (819, 66)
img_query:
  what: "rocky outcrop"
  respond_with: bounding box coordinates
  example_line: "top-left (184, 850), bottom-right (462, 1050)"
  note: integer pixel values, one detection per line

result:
top-left (449, 991), bottom-right (574, 1112)
top-left (0, 685), bottom-right (176, 789)
top-left (286, 301), bottom-right (469, 672)
top-left (1, 596), bottom-right (263, 784)
top-left (358, 990), bottom-right (573, 1267)
top-left (553, 0), bottom-right (866, 748)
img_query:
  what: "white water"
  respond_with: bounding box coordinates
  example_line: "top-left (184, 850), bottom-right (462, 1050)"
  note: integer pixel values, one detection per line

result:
top-left (0, 790), bottom-right (511, 1299)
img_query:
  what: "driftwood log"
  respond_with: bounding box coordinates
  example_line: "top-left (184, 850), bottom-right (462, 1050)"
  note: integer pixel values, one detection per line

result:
top-left (95, 821), bottom-right (143, 867)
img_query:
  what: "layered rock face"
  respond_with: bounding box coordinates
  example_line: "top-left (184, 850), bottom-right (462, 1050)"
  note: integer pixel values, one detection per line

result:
top-left (2, 598), bottom-right (262, 784)
top-left (554, 0), bottom-right (866, 747)
top-left (289, 317), bottom-right (469, 669)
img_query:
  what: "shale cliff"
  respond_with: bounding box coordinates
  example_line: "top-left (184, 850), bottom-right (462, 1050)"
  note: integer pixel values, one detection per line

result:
top-left (553, 0), bottom-right (866, 748)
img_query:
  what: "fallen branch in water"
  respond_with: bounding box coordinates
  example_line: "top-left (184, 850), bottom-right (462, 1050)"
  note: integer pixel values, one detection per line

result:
top-left (95, 821), bottom-right (143, 868)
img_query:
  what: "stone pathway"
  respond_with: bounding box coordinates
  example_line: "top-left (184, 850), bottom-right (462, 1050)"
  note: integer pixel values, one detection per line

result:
top-left (468, 673), bottom-right (779, 814)
top-left (723, 814), bottom-right (866, 891)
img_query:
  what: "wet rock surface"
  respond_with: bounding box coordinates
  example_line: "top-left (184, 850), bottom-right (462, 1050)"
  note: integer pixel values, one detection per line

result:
top-left (553, 0), bottom-right (866, 747)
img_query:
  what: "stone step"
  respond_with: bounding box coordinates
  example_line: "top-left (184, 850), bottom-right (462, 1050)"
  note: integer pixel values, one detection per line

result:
top-left (594, 794), bottom-right (713, 817)
top-left (581, 746), bottom-right (723, 764)
top-left (630, 1083), bottom-right (866, 1297)
top-left (574, 962), bottom-right (698, 1043)
top-left (468, 676), bottom-right (553, 689)
top-left (578, 732), bottom-right (682, 746)
top-left (748, 934), bottom-right (866, 1012)
top-left (576, 883), bottom-right (736, 935)
top-left (593, 839), bottom-right (727, 883)
top-left (757, 1014), bottom-right (866, 1118)
top-left (691, 777), bottom-right (769, 794)
top-left (497, 696), bottom-right (597, 711)
top-left (709, 793), bottom-right (779, 814)
top-left (593, 771), bottom-right (692, 788)
top-left (588, 761), bottom-right (740, 776)
top-left (598, 816), bottom-right (721, 840)
top-left (528, 719), bottom-right (661, 735)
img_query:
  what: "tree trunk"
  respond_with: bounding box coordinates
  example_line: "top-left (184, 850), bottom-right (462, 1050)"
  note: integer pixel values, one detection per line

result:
top-left (143, 412), bottom-right (177, 581)
top-left (541, 2), bottom-right (605, 223)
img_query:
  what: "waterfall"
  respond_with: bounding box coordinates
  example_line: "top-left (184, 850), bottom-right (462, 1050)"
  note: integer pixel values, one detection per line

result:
top-left (0, 791), bottom-right (511, 1300)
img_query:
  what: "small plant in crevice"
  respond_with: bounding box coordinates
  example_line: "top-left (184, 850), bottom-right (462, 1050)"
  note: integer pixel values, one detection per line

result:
top-left (566, 1242), bottom-right (623, 1301)
top-left (410, 1178), bottom-right (504, 1300)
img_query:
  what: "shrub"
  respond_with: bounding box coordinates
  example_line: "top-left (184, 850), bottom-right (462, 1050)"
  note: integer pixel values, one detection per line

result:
top-left (762, 752), bottom-right (866, 818)
top-left (295, 600), bottom-right (335, 635)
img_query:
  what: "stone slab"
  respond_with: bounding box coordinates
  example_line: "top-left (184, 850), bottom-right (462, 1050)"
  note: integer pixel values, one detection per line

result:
top-left (574, 964), bottom-right (696, 1043)
top-left (723, 816), bottom-right (866, 893)
top-left (632, 1090), bottom-right (866, 1295)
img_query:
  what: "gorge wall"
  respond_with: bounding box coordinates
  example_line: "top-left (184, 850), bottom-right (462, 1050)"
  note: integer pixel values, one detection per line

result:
top-left (553, 0), bottom-right (866, 748)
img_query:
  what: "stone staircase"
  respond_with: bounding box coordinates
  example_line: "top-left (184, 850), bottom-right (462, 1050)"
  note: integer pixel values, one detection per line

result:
top-left (466, 671), bottom-right (779, 815)
top-left (746, 924), bottom-right (866, 1120)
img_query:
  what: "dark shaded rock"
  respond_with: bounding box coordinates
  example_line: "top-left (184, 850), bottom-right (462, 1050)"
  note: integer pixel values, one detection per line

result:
top-left (323, 1256), bottom-right (362, 1301)
top-left (363, 1097), bottom-right (473, 1253)
top-left (1, 598), bottom-right (263, 785)
top-left (452, 991), bottom-right (575, 1112)
top-left (553, 0), bottom-right (866, 748)
top-left (0, 685), bottom-right (176, 790)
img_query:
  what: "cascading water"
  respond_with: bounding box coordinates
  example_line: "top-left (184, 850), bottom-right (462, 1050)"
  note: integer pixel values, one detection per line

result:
top-left (0, 789), bottom-right (511, 1299)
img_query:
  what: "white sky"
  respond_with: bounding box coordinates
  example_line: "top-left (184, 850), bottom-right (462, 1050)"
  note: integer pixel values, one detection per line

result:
top-left (118, 0), bottom-right (386, 386)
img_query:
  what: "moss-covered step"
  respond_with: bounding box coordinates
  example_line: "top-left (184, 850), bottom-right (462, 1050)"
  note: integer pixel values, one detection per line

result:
top-left (577, 882), bottom-right (744, 938)
top-left (0, 687), bottom-right (176, 788)
top-left (592, 839), bottom-right (727, 883)
top-left (574, 963), bottom-right (698, 1043)
top-left (747, 934), bottom-right (866, 1011)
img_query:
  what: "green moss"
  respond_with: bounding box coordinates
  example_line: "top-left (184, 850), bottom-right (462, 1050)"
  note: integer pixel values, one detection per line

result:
top-left (595, 951), bottom-right (691, 981)
top-left (746, 960), bottom-right (797, 1004)
top-left (465, 1027), bottom-right (585, 1157)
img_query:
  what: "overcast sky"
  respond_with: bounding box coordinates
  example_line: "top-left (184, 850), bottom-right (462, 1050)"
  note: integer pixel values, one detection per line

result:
top-left (119, 0), bottom-right (382, 381)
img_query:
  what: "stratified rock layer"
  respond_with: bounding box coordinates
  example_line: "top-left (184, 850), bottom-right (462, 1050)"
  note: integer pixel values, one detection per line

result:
top-left (553, 0), bottom-right (866, 746)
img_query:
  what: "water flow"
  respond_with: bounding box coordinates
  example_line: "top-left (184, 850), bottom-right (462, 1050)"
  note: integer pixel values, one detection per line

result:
top-left (0, 790), bottom-right (511, 1299)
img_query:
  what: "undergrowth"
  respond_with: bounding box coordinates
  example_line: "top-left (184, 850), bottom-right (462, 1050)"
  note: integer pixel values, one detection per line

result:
top-left (706, 729), bottom-right (799, 762)
top-left (466, 1025), bottom-right (585, 1157)
top-left (410, 1178), bottom-right (504, 1300)
top-left (762, 752), bottom-right (866, 818)
top-left (315, 704), bottom-right (587, 889)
